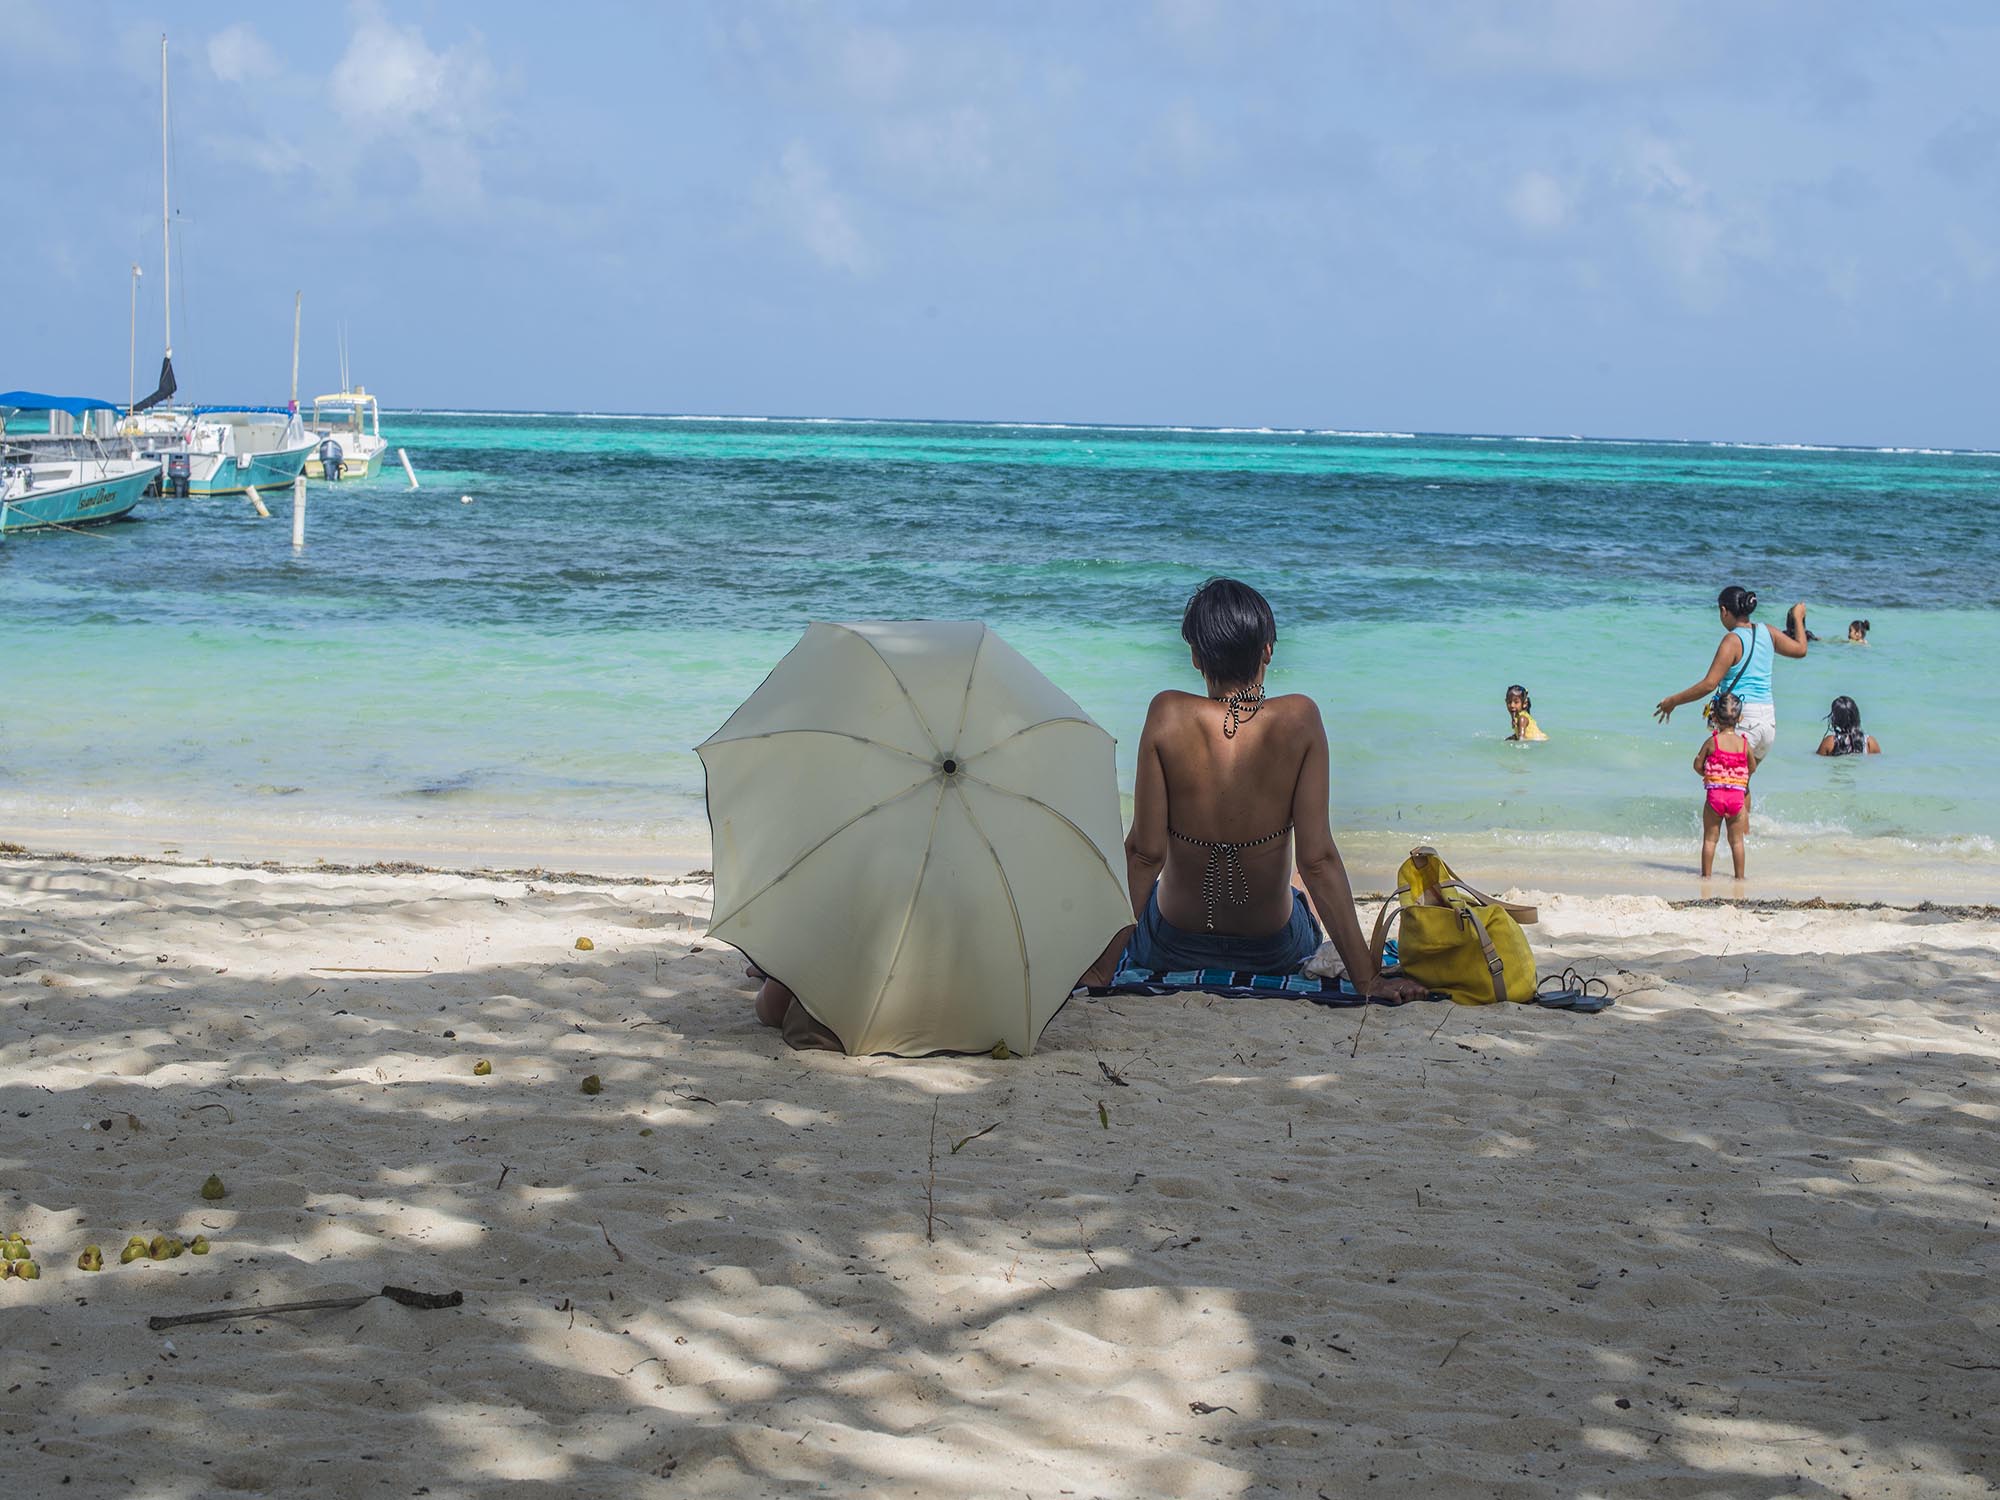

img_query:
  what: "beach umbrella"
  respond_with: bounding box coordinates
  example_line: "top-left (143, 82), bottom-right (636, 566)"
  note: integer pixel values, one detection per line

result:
top-left (697, 621), bottom-right (1130, 1057)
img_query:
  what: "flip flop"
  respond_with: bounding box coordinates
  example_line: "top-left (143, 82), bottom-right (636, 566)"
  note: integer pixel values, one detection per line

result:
top-left (1535, 969), bottom-right (1587, 1007)
top-left (1536, 969), bottom-right (1615, 1012)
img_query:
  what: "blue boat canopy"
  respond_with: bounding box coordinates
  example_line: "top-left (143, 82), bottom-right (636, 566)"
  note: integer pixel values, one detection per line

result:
top-left (0, 390), bottom-right (122, 417)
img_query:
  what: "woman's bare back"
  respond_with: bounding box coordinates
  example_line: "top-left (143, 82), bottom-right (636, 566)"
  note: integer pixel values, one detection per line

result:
top-left (1144, 690), bottom-right (1316, 935)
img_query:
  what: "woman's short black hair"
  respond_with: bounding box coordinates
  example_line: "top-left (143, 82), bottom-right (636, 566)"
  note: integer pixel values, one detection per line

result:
top-left (1181, 578), bottom-right (1276, 685)
top-left (1829, 695), bottom-right (1862, 730)
top-left (1718, 585), bottom-right (1758, 620)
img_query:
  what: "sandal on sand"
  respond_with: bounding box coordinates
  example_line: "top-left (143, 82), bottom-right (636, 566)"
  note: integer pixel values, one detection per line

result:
top-left (1536, 969), bottom-right (1615, 1012)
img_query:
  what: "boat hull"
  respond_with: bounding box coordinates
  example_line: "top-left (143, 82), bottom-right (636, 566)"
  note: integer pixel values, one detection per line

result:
top-left (188, 441), bottom-right (313, 496)
top-left (304, 448), bottom-right (383, 480)
top-left (1, 464), bottom-right (152, 534)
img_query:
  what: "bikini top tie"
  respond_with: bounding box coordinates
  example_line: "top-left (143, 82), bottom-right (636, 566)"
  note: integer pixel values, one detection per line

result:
top-left (1167, 823), bottom-right (1294, 931)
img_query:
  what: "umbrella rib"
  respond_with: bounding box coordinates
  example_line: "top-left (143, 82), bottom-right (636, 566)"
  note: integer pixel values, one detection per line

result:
top-left (847, 778), bottom-right (949, 1049)
top-left (958, 715), bottom-right (1088, 767)
top-left (954, 773), bottom-right (1126, 898)
top-left (698, 727), bottom-right (935, 767)
top-left (946, 624), bottom-right (989, 755)
top-left (836, 624), bottom-right (944, 758)
top-left (949, 779), bottom-right (1033, 1045)
top-left (707, 773), bottom-right (937, 932)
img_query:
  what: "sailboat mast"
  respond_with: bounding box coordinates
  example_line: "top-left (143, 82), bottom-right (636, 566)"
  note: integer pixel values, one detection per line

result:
top-left (291, 291), bottom-right (302, 406)
top-left (161, 35), bottom-right (172, 358)
top-left (129, 265), bottom-right (142, 409)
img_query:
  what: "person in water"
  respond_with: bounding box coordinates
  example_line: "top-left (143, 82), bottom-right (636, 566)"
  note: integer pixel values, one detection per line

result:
top-left (1816, 696), bottom-right (1882, 756)
top-left (1505, 685), bottom-right (1546, 741)
top-left (1847, 619), bottom-right (1871, 645)
top-left (1654, 585), bottom-right (1807, 763)
top-left (1118, 578), bottom-right (1425, 997)
top-left (1694, 691), bottom-right (1755, 880)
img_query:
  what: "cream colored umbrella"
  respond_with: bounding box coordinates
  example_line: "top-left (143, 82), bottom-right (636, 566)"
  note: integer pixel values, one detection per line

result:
top-left (697, 621), bottom-right (1130, 1057)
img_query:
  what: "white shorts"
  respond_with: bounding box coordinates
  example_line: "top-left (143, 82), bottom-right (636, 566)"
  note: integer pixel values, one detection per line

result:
top-left (1737, 701), bottom-right (1776, 758)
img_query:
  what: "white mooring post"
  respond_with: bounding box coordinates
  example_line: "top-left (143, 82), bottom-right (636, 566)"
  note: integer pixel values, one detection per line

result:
top-left (398, 448), bottom-right (419, 488)
top-left (291, 474), bottom-right (307, 549)
top-left (249, 488), bottom-right (271, 519)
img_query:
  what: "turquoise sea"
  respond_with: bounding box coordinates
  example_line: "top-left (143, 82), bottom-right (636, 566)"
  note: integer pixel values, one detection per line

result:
top-left (4, 414), bottom-right (1997, 898)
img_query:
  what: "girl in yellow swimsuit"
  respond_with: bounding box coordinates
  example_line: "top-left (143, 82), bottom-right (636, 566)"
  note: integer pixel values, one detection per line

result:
top-left (1506, 684), bottom-right (1547, 741)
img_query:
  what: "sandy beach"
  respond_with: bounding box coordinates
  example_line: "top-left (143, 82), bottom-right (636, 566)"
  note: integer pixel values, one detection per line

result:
top-left (2, 851), bottom-right (1995, 1497)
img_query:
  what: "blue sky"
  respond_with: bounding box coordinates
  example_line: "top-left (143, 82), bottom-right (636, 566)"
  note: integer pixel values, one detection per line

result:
top-left (5, 1), bottom-right (1997, 446)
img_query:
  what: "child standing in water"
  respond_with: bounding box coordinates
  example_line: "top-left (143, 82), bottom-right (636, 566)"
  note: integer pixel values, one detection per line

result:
top-left (1505, 685), bottom-right (1547, 741)
top-left (1694, 692), bottom-right (1754, 879)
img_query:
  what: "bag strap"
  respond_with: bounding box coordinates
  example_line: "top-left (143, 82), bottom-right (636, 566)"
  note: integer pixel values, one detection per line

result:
top-left (1431, 877), bottom-right (1538, 926)
top-left (1367, 888), bottom-right (1407, 970)
top-left (1717, 626), bottom-right (1755, 702)
top-left (1460, 905), bottom-right (1509, 1005)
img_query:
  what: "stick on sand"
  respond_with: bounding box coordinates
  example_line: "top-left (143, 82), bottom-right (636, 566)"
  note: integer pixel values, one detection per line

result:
top-left (148, 1284), bottom-right (463, 1331)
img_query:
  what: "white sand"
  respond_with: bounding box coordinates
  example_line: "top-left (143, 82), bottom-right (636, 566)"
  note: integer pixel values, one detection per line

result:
top-left (2, 854), bottom-right (1996, 1497)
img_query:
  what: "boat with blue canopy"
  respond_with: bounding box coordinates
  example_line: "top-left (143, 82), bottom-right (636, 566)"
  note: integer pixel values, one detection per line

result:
top-left (1, 393), bottom-right (156, 535)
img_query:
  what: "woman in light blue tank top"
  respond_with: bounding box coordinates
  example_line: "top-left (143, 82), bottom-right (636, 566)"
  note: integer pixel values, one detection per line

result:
top-left (1653, 585), bottom-right (1808, 762)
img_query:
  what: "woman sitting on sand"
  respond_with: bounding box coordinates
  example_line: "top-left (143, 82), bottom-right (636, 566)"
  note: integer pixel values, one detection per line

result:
top-left (1117, 579), bottom-right (1424, 999)
top-left (1653, 585), bottom-right (1808, 763)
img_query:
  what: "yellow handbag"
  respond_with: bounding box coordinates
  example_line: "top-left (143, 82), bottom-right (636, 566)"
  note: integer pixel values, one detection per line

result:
top-left (1368, 846), bottom-right (1538, 1005)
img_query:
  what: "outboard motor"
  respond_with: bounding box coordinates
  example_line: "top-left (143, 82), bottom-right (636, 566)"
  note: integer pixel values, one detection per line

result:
top-left (317, 436), bottom-right (345, 482)
top-left (166, 452), bottom-right (191, 498)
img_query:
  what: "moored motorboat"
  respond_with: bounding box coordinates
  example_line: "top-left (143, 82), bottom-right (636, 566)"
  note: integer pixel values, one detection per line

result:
top-left (0, 393), bottom-right (157, 534)
top-left (304, 387), bottom-right (387, 480)
top-left (121, 405), bottom-right (315, 497)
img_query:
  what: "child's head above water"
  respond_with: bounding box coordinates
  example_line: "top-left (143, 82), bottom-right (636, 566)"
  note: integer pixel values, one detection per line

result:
top-left (1710, 691), bottom-right (1743, 729)
top-left (1848, 619), bottom-right (1871, 642)
top-left (1828, 695), bottom-right (1862, 732)
top-left (1505, 684), bottom-right (1532, 713)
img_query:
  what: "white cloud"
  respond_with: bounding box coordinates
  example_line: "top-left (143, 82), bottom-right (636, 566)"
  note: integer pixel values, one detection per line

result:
top-left (876, 105), bottom-right (996, 189)
top-left (0, 0), bottom-right (75, 62)
top-left (1154, 100), bottom-right (1228, 178)
top-left (332, 5), bottom-right (492, 137)
top-left (760, 143), bottom-right (873, 274)
top-left (1399, 0), bottom-right (1701, 81)
top-left (835, 29), bottom-right (912, 103)
top-left (207, 23), bottom-right (277, 84)
top-left (1616, 135), bottom-right (1767, 310)
top-left (1506, 170), bottom-right (1571, 234)
top-left (328, 4), bottom-right (497, 204)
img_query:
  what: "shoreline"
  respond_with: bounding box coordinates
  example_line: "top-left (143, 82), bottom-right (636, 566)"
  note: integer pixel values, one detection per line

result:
top-left (6, 813), bottom-right (1996, 907)
top-left (4, 843), bottom-right (1997, 922)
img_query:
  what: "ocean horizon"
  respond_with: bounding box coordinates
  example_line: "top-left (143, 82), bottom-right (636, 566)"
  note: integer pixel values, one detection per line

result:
top-left (5, 409), bottom-right (1996, 899)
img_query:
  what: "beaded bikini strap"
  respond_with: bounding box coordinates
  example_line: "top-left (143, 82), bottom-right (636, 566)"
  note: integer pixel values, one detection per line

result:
top-left (1169, 823), bottom-right (1294, 931)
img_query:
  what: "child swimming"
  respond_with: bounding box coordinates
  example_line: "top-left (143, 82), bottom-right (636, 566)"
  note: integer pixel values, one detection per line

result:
top-left (1505, 685), bottom-right (1547, 741)
top-left (1815, 695), bottom-right (1882, 756)
top-left (1694, 691), bottom-right (1754, 879)
top-left (1847, 619), bottom-right (1871, 645)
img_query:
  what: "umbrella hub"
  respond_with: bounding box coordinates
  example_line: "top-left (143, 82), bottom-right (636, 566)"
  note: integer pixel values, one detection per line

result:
top-left (939, 756), bottom-right (960, 776)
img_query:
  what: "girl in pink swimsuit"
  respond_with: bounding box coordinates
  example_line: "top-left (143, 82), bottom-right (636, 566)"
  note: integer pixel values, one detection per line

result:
top-left (1694, 692), bottom-right (1755, 879)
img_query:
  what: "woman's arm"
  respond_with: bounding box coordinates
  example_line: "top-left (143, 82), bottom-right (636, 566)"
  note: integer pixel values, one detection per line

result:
top-left (1815, 734), bottom-right (1835, 757)
top-left (1655, 635), bottom-right (1739, 723)
top-left (1123, 696), bottom-right (1170, 921)
top-left (1773, 606), bottom-right (1809, 658)
top-left (1291, 705), bottom-right (1425, 1002)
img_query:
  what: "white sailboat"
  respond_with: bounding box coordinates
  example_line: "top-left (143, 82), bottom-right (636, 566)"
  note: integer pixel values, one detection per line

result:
top-left (117, 35), bottom-right (312, 499)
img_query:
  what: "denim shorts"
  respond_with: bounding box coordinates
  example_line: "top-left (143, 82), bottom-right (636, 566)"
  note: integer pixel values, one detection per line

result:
top-left (1121, 883), bottom-right (1323, 974)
